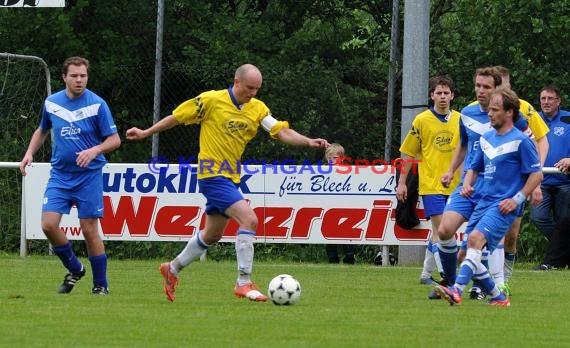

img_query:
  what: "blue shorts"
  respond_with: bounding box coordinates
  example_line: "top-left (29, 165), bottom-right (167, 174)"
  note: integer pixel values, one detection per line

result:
top-left (467, 201), bottom-right (517, 252)
top-left (443, 183), bottom-right (484, 220)
top-left (422, 194), bottom-right (448, 217)
top-left (43, 169), bottom-right (103, 219)
top-left (199, 176), bottom-right (244, 216)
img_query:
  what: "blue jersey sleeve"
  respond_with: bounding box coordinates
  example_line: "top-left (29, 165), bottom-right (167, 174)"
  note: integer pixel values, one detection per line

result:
top-left (459, 117), bottom-right (468, 146)
top-left (519, 136), bottom-right (541, 174)
top-left (468, 135), bottom-right (485, 173)
top-left (96, 101), bottom-right (118, 137)
top-left (514, 116), bottom-right (529, 133)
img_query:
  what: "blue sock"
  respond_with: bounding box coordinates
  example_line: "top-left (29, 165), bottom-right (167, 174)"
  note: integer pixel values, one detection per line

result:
top-left (89, 254), bottom-right (108, 288)
top-left (438, 238), bottom-right (458, 284)
top-left (52, 242), bottom-right (83, 273)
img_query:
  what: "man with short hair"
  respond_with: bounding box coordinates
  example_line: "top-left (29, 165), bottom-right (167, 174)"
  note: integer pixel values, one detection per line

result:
top-left (126, 64), bottom-right (329, 302)
top-left (437, 67), bottom-right (532, 300)
top-left (396, 75), bottom-right (460, 295)
top-left (20, 56), bottom-right (121, 295)
top-left (531, 85), bottom-right (570, 269)
top-left (493, 66), bottom-right (550, 292)
top-left (436, 88), bottom-right (543, 307)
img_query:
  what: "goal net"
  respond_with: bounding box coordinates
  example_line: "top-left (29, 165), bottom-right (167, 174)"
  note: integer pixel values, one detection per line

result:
top-left (0, 53), bottom-right (51, 252)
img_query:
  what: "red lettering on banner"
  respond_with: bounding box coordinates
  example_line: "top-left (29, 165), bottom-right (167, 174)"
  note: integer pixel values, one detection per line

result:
top-left (290, 207), bottom-right (323, 239)
top-left (100, 196), bottom-right (158, 236)
top-left (365, 200), bottom-right (392, 240)
top-left (60, 226), bottom-right (82, 236)
top-left (321, 208), bottom-right (366, 239)
top-left (254, 207), bottom-right (294, 238)
top-left (390, 204), bottom-right (431, 240)
top-left (154, 206), bottom-right (201, 236)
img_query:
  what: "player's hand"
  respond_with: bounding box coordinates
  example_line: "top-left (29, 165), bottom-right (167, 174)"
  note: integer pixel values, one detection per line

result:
top-left (555, 158), bottom-right (570, 173)
top-left (440, 171), bottom-right (454, 188)
top-left (308, 138), bottom-right (330, 148)
top-left (529, 186), bottom-right (542, 206)
top-left (76, 147), bottom-right (99, 167)
top-left (126, 127), bottom-right (148, 141)
top-left (19, 155), bottom-right (33, 176)
top-left (460, 183), bottom-right (474, 197)
top-left (499, 198), bottom-right (518, 215)
top-left (395, 183), bottom-right (407, 202)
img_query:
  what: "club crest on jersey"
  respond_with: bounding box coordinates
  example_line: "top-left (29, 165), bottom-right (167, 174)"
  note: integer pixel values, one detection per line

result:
top-left (553, 126), bottom-right (565, 136)
top-left (434, 130), bottom-right (454, 153)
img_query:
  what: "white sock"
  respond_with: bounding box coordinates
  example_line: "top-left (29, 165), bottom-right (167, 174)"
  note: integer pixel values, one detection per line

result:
top-left (489, 245), bottom-right (505, 286)
top-left (420, 242), bottom-right (436, 279)
top-left (236, 231), bottom-right (255, 286)
top-left (433, 243), bottom-right (444, 275)
top-left (504, 252), bottom-right (516, 282)
top-left (171, 231), bottom-right (209, 274)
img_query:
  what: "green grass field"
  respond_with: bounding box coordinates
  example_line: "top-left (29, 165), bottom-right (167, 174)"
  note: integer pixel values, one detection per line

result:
top-left (1, 254), bottom-right (568, 347)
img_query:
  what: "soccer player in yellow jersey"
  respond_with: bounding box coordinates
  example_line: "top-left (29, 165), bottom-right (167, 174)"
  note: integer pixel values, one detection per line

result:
top-left (396, 76), bottom-right (460, 295)
top-left (126, 64), bottom-right (329, 302)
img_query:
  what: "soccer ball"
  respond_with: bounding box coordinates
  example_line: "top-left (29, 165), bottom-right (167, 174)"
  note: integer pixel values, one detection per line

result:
top-left (267, 274), bottom-right (301, 305)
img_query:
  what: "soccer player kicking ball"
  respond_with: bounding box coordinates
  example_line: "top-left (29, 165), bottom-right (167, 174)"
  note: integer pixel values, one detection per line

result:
top-left (435, 88), bottom-right (543, 307)
top-left (126, 64), bottom-right (329, 302)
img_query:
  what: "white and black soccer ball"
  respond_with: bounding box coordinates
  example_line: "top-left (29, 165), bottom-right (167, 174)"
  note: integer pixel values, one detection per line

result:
top-left (267, 274), bottom-right (301, 305)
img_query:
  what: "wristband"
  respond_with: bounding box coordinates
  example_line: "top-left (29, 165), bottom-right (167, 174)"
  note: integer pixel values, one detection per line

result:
top-left (512, 191), bottom-right (526, 205)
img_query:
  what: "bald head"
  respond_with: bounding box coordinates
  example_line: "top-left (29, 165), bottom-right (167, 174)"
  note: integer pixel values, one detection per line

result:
top-left (233, 64), bottom-right (263, 105)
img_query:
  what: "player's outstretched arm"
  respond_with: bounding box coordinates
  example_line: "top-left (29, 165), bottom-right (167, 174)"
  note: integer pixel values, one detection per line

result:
top-left (276, 127), bottom-right (329, 148)
top-left (19, 128), bottom-right (49, 176)
top-left (126, 115), bottom-right (180, 141)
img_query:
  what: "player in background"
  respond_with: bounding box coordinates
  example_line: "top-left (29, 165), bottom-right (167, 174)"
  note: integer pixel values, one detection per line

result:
top-left (19, 56), bottom-right (121, 295)
top-left (396, 75), bottom-right (460, 297)
top-left (436, 87), bottom-right (543, 307)
top-left (493, 66), bottom-right (549, 293)
top-left (437, 67), bottom-right (533, 299)
top-left (531, 85), bottom-right (570, 269)
top-left (126, 64), bottom-right (329, 302)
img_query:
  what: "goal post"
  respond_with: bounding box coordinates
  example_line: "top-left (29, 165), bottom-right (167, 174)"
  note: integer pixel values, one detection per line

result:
top-left (0, 53), bottom-right (51, 256)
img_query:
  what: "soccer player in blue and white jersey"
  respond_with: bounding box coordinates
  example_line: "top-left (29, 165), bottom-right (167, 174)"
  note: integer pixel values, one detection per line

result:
top-left (436, 68), bottom-right (532, 298)
top-left (126, 64), bottom-right (329, 302)
top-left (435, 87), bottom-right (543, 307)
top-left (19, 57), bottom-right (121, 295)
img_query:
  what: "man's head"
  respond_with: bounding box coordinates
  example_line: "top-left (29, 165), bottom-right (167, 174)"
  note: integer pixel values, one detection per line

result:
top-left (474, 67), bottom-right (502, 109)
top-left (62, 56), bottom-right (89, 99)
top-left (492, 65), bottom-right (511, 89)
top-left (488, 87), bottom-right (520, 130)
top-left (539, 85), bottom-right (561, 118)
top-left (233, 64), bottom-right (262, 105)
top-left (429, 76), bottom-right (455, 113)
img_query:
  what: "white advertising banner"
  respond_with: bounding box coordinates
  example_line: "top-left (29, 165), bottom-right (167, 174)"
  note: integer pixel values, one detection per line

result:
top-left (23, 163), bottom-right (465, 245)
top-left (0, 0), bottom-right (65, 7)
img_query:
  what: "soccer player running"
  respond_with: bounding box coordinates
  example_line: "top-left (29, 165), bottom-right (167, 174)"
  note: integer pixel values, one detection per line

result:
top-left (435, 87), bottom-right (543, 306)
top-left (19, 56), bottom-right (121, 295)
top-left (437, 67), bottom-right (533, 299)
top-left (396, 76), bottom-right (461, 295)
top-left (126, 64), bottom-right (329, 302)
top-left (494, 67), bottom-right (549, 292)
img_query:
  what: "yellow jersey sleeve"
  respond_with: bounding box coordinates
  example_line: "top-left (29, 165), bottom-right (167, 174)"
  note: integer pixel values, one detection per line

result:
top-left (520, 99), bottom-right (549, 140)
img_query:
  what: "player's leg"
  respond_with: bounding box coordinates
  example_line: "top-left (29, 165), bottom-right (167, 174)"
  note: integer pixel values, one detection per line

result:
top-left (437, 211), bottom-right (465, 286)
top-left (42, 184), bottom-right (86, 294)
top-left (225, 199), bottom-right (267, 301)
top-left (75, 170), bottom-right (108, 294)
top-left (80, 217), bottom-right (108, 294)
top-left (419, 195), bottom-right (446, 284)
